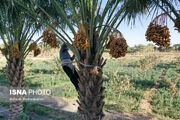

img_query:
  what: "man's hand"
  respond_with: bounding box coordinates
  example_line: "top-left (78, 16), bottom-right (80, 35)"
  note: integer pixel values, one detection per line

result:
top-left (71, 55), bottom-right (75, 61)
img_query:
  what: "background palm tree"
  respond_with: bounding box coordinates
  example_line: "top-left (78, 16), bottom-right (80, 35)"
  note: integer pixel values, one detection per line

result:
top-left (0, 0), bottom-right (73, 119)
top-left (0, 1), bottom-right (43, 119)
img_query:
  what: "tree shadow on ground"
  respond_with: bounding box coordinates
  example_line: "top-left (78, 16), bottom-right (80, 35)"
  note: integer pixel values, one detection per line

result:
top-left (131, 79), bottom-right (155, 90)
top-left (126, 64), bottom-right (139, 68)
top-left (157, 79), bottom-right (169, 89)
top-left (155, 63), bottom-right (169, 69)
top-left (25, 77), bottom-right (43, 88)
top-left (123, 90), bottom-right (143, 100)
top-left (155, 62), bottom-right (176, 69)
top-left (28, 69), bottom-right (54, 74)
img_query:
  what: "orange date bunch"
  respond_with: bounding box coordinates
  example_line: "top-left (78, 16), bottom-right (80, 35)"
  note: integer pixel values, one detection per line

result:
top-left (107, 30), bottom-right (128, 58)
top-left (10, 43), bottom-right (20, 59)
top-left (109, 37), bottom-right (128, 58)
top-left (146, 23), bottom-right (170, 47)
top-left (43, 23), bottom-right (57, 48)
top-left (73, 24), bottom-right (89, 50)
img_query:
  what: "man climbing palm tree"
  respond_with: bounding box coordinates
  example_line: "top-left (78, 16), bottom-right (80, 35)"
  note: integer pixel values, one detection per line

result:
top-left (60, 43), bottom-right (79, 91)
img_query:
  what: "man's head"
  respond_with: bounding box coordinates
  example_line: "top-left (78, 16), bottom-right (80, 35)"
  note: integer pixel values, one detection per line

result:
top-left (61, 43), bottom-right (69, 51)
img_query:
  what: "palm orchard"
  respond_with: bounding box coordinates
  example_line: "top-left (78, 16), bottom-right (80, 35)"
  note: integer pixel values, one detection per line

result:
top-left (0, 0), bottom-right (180, 120)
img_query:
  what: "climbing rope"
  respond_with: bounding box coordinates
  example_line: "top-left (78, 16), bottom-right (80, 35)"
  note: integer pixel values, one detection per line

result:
top-left (61, 60), bottom-right (102, 70)
top-left (77, 61), bottom-right (102, 70)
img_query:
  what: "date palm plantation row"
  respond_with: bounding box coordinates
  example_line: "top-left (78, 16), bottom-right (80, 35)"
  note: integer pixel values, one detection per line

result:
top-left (0, 0), bottom-right (180, 119)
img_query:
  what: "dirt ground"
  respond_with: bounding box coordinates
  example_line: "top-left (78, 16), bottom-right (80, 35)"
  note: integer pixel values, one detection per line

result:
top-left (1, 51), bottom-right (180, 62)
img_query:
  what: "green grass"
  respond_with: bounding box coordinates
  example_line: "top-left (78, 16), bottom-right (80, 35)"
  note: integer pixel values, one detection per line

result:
top-left (0, 56), bottom-right (179, 119)
top-left (103, 59), bottom-right (164, 113)
top-left (152, 62), bottom-right (180, 119)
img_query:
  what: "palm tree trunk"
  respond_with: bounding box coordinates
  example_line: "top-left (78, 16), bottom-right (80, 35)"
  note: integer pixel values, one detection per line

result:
top-left (7, 60), bottom-right (25, 120)
top-left (77, 59), bottom-right (105, 120)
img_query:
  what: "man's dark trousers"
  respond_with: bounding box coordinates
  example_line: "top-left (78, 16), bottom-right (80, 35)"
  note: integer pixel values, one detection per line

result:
top-left (62, 66), bottom-right (79, 91)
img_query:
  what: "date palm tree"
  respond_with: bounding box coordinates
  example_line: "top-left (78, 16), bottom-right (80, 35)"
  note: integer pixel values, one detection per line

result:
top-left (0, 1), bottom-right (43, 119)
top-left (15, 0), bottom-right (131, 119)
top-left (0, 0), bottom-right (71, 119)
